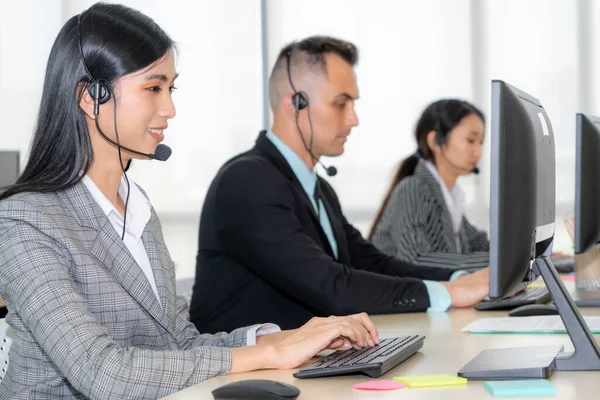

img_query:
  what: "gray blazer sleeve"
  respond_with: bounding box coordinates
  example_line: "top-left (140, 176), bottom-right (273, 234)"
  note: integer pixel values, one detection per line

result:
top-left (373, 180), bottom-right (488, 270)
top-left (0, 200), bottom-right (251, 399)
top-left (173, 293), bottom-right (251, 350)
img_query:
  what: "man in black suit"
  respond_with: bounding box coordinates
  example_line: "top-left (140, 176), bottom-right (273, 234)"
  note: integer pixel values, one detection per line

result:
top-left (190, 36), bottom-right (489, 333)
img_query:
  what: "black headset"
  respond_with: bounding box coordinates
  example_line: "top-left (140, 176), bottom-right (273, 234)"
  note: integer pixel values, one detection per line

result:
top-left (77, 14), bottom-right (111, 111)
top-left (77, 12), bottom-right (171, 240)
top-left (435, 131), bottom-right (447, 147)
top-left (285, 49), bottom-right (337, 177)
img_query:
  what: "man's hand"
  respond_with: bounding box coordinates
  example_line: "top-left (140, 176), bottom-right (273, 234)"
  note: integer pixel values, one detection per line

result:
top-left (442, 267), bottom-right (489, 308)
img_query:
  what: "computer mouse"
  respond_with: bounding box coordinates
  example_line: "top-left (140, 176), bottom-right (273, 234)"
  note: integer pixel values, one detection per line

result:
top-left (212, 379), bottom-right (300, 399)
top-left (551, 256), bottom-right (575, 273)
top-left (508, 304), bottom-right (558, 317)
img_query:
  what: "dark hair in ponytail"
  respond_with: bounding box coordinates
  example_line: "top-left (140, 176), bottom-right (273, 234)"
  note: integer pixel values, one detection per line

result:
top-left (368, 99), bottom-right (484, 239)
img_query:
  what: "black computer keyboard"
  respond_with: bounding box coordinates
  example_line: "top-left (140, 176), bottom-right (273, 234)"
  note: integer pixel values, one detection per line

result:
top-left (293, 335), bottom-right (425, 379)
top-left (475, 287), bottom-right (551, 311)
top-left (576, 279), bottom-right (600, 291)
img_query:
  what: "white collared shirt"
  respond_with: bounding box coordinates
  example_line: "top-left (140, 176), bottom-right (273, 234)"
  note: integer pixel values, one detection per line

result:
top-left (424, 161), bottom-right (466, 250)
top-left (82, 175), bottom-right (161, 304)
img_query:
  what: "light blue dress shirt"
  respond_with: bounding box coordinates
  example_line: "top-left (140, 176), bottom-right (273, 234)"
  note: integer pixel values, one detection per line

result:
top-left (266, 131), bottom-right (338, 258)
top-left (266, 130), bottom-right (464, 312)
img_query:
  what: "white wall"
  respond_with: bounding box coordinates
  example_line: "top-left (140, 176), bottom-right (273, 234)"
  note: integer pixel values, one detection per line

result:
top-left (477, 0), bottom-right (579, 210)
top-left (586, 0), bottom-right (600, 114)
top-left (0, 1), bottom-right (63, 163)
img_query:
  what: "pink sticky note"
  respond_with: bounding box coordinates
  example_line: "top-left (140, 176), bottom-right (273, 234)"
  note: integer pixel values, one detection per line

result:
top-left (561, 274), bottom-right (576, 282)
top-left (353, 380), bottom-right (406, 391)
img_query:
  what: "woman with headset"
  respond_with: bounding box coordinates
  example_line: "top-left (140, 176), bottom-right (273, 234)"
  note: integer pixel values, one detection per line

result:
top-left (0, 4), bottom-right (378, 398)
top-left (369, 99), bottom-right (490, 270)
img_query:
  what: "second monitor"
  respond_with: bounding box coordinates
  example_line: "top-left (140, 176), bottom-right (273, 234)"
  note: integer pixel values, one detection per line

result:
top-left (571, 113), bottom-right (600, 305)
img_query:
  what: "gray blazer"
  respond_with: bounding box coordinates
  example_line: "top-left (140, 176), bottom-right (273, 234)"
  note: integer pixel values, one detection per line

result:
top-left (0, 181), bottom-right (257, 399)
top-left (371, 161), bottom-right (489, 270)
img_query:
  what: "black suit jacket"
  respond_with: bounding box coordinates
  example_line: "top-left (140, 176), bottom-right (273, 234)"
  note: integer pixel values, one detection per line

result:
top-left (190, 132), bottom-right (454, 332)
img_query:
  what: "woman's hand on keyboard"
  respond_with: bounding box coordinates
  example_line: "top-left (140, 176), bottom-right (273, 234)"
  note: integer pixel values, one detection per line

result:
top-left (264, 313), bottom-right (379, 370)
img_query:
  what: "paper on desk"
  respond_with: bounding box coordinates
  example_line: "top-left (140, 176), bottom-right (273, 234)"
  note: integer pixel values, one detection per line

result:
top-left (463, 316), bottom-right (600, 333)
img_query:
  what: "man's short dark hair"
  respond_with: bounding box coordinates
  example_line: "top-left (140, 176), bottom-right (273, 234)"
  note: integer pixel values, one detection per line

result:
top-left (276, 36), bottom-right (358, 75)
top-left (269, 36), bottom-right (358, 111)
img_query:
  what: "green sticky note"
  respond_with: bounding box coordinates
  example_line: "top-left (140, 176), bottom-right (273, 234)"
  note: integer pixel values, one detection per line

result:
top-left (393, 374), bottom-right (467, 388)
top-left (484, 380), bottom-right (556, 396)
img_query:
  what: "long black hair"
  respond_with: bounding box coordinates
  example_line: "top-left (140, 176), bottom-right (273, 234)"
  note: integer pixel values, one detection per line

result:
top-left (0, 3), bottom-right (175, 201)
top-left (369, 99), bottom-right (484, 239)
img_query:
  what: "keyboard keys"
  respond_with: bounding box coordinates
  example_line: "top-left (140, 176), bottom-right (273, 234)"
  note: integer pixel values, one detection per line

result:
top-left (294, 335), bottom-right (426, 379)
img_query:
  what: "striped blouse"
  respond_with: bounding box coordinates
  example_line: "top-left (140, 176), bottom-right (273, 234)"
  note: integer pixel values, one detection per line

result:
top-left (371, 160), bottom-right (489, 270)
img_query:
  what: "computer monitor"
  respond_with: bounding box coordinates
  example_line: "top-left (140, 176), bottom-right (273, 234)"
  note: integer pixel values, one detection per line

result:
top-left (0, 151), bottom-right (20, 191)
top-left (574, 113), bottom-right (600, 254)
top-left (489, 80), bottom-right (556, 299)
top-left (459, 81), bottom-right (600, 380)
top-left (571, 113), bottom-right (600, 306)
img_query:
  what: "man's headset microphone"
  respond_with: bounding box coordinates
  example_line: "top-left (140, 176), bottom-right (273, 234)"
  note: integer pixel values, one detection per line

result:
top-left (77, 12), bottom-right (172, 239)
top-left (285, 49), bottom-right (337, 177)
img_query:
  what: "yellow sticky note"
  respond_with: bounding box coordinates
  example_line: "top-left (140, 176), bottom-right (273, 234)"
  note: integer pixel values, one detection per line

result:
top-left (393, 375), bottom-right (467, 388)
top-left (528, 282), bottom-right (546, 288)
top-left (528, 277), bottom-right (546, 288)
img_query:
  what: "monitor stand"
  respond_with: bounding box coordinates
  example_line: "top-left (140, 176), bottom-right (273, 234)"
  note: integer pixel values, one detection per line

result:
top-left (458, 256), bottom-right (600, 380)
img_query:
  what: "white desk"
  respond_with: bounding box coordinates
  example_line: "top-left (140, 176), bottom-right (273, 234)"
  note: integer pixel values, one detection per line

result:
top-left (163, 295), bottom-right (600, 399)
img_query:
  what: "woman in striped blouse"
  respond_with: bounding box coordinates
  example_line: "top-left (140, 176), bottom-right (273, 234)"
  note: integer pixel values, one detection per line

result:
top-left (369, 99), bottom-right (489, 270)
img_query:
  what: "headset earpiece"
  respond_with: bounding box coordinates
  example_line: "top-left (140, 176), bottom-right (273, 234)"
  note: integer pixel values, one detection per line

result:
top-left (286, 46), bottom-right (336, 177)
top-left (78, 13), bottom-right (111, 112)
top-left (435, 131), bottom-right (446, 147)
top-left (287, 50), bottom-right (308, 112)
top-left (88, 80), bottom-right (111, 105)
top-left (292, 92), bottom-right (308, 111)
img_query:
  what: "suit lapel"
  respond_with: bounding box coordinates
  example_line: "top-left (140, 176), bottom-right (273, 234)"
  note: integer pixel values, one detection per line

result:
top-left (143, 211), bottom-right (177, 333)
top-left (89, 218), bottom-right (172, 333)
top-left (256, 132), bottom-right (320, 222)
top-left (255, 132), bottom-right (336, 256)
top-left (292, 179), bottom-right (321, 223)
top-left (293, 179), bottom-right (336, 257)
top-left (415, 163), bottom-right (459, 253)
top-left (62, 181), bottom-right (174, 335)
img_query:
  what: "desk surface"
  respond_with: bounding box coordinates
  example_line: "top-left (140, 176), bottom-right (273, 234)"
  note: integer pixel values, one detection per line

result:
top-left (163, 299), bottom-right (600, 399)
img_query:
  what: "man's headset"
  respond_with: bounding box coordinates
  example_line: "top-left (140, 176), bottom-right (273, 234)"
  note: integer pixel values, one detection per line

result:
top-left (285, 49), bottom-right (337, 177)
top-left (434, 131), bottom-right (479, 175)
top-left (77, 12), bottom-right (172, 239)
